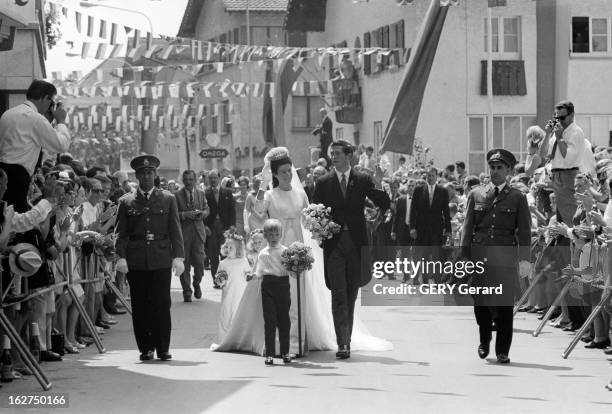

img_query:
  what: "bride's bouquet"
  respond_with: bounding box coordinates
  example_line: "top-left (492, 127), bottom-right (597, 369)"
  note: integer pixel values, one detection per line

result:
top-left (302, 204), bottom-right (342, 246)
top-left (281, 242), bottom-right (315, 275)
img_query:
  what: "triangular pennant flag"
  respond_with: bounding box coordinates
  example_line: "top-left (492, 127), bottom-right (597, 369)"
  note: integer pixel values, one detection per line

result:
top-left (110, 23), bottom-right (118, 45)
top-left (144, 115), bottom-right (150, 131)
top-left (219, 80), bottom-right (230, 98)
top-left (152, 105), bottom-right (159, 121)
top-left (202, 83), bottom-right (213, 98)
top-left (206, 42), bottom-right (213, 61)
top-left (197, 104), bottom-right (205, 118)
top-left (102, 116), bottom-right (107, 131)
top-left (216, 62), bottom-right (224, 73)
top-left (122, 105), bottom-right (128, 120)
top-left (181, 104), bottom-right (189, 119)
top-left (167, 105), bottom-right (174, 116)
top-left (81, 42), bottom-right (92, 59)
top-left (161, 45), bottom-right (174, 60)
top-left (144, 44), bottom-right (160, 59)
top-left (137, 105), bottom-right (143, 121)
top-left (95, 43), bottom-right (108, 59)
top-left (197, 41), bottom-right (204, 60)
top-left (124, 26), bottom-right (133, 35)
top-left (75, 12), bottom-right (82, 34)
top-left (252, 83), bottom-right (261, 97)
top-left (116, 116), bottom-right (122, 132)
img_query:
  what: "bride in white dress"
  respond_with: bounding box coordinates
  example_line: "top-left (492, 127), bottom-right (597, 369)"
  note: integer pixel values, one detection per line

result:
top-left (212, 147), bottom-right (392, 355)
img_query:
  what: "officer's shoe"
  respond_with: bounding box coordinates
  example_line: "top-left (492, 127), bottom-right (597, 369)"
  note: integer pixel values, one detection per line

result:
top-left (478, 343), bottom-right (490, 359)
top-left (139, 350), bottom-right (154, 361)
top-left (496, 354), bottom-right (511, 364)
top-left (183, 296), bottom-right (192, 303)
top-left (157, 351), bottom-right (172, 361)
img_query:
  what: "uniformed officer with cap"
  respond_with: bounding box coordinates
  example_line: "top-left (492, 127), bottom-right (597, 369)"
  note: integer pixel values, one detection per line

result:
top-left (115, 155), bottom-right (185, 361)
top-left (460, 148), bottom-right (531, 364)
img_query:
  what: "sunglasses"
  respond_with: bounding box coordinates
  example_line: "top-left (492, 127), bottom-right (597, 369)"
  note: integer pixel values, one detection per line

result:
top-left (554, 115), bottom-right (567, 121)
top-left (92, 189), bottom-right (104, 194)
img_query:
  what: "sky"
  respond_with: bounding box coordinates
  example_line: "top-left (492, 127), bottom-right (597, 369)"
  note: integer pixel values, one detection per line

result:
top-left (46, 0), bottom-right (190, 76)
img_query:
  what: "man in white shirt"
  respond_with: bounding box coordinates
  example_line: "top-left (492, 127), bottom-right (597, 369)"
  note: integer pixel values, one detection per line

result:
top-left (0, 80), bottom-right (71, 213)
top-left (541, 100), bottom-right (585, 225)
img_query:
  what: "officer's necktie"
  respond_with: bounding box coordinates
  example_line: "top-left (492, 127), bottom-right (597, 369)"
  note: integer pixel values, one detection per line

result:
top-left (340, 173), bottom-right (347, 198)
top-left (494, 186), bottom-right (499, 198)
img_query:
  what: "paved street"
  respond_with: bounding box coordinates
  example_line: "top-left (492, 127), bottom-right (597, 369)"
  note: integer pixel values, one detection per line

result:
top-left (2, 275), bottom-right (611, 414)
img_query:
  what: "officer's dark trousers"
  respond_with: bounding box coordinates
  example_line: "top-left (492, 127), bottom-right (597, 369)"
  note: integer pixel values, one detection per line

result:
top-left (474, 305), bottom-right (513, 355)
top-left (261, 275), bottom-right (291, 357)
top-left (127, 268), bottom-right (172, 353)
top-left (206, 218), bottom-right (225, 282)
top-left (327, 230), bottom-right (361, 348)
top-left (0, 162), bottom-right (31, 213)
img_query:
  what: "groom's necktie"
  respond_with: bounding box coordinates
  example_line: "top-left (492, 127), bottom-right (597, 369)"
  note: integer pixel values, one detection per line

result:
top-left (340, 173), bottom-right (347, 198)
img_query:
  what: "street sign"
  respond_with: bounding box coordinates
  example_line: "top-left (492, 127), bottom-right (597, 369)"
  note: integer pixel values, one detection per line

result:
top-left (199, 148), bottom-right (229, 159)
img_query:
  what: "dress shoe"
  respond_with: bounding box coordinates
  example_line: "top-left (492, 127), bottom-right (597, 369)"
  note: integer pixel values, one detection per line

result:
top-left (282, 354), bottom-right (292, 364)
top-left (78, 336), bottom-right (94, 346)
top-left (64, 344), bottom-right (79, 354)
top-left (585, 339), bottom-right (611, 349)
top-left (102, 318), bottom-right (117, 325)
top-left (336, 345), bottom-right (350, 359)
top-left (517, 305), bottom-right (533, 313)
top-left (183, 296), bottom-right (192, 303)
top-left (606, 382), bottom-right (612, 391)
top-left (139, 350), bottom-right (154, 361)
top-left (265, 356), bottom-right (274, 366)
top-left (96, 322), bottom-right (111, 330)
top-left (157, 351), bottom-right (172, 361)
top-left (603, 347), bottom-right (612, 355)
top-left (580, 335), bottom-right (594, 343)
top-left (527, 307), bottom-right (541, 314)
top-left (478, 343), bottom-right (490, 359)
top-left (107, 307), bottom-right (127, 315)
top-left (496, 354), bottom-right (510, 364)
top-left (563, 323), bottom-right (580, 332)
top-left (40, 350), bottom-right (62, 362)
top-left (194, 284), bottom-right (202, 299)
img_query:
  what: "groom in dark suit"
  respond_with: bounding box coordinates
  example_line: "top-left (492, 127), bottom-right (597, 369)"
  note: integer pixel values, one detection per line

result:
top-left (313, 140), bottom-right (390, 359)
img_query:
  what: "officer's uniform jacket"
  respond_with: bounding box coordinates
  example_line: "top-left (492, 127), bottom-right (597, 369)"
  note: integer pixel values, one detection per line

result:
top-left (461, 183), bottom-right (531, 265)
top-left (115, 188), bottom-right (184, 271)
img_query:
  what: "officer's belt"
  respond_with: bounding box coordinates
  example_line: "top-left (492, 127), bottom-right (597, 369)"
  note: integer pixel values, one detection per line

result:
top-left (473, 228), bottom-right (515, 237)
top-left (129, 234), bottom-right (168, 241)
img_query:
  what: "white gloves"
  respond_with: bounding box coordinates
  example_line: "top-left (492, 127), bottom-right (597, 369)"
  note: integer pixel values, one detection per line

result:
top-left (172, 258), bottom-right (185, 276)
top-left (519, 260), bottom-right (531, 279)
top-left (116, 258), bottom-right (129, 274)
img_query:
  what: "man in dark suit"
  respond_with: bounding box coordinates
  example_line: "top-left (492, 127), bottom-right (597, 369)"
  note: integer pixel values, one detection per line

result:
top-left (409, 167), bottom-right (451, 283)
top-left (204, 169), bottom-right (236, 287)
top-left (312, 108), bottom-right (333, 164)
top-left (303, 173), bottom-right (315, 202)
top-left (175, 170), bottom-right (209, 302)
top-left (313, 140), bottom-right (390, 359)
top-left (461, 149), bottom-right (531, 364)
top-left (391, 179), bottom-right (416, 270)
top-left (115, 155), bottom-right (184, 361)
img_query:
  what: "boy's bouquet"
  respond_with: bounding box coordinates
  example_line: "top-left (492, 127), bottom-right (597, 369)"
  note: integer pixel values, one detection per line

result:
top-left (302, 204), bottom-right (341, 246)
top-left (281, 242), bottom-right (315, 275)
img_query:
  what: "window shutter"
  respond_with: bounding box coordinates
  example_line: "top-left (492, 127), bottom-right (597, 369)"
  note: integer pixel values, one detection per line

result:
top-left (382, 25), bottom-right (390, 69)
top-left (364, 32), bottom-right (371, 75)
top-left (371, 29), bottom-right (380, 73)
top-left (480, 60), bottom-right (527, 96)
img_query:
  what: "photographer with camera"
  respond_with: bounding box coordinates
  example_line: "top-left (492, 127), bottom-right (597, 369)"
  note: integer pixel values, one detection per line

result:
top-left (538, 101), bottom-right (586, 226)
top-left (0, 80), bottom-right (72, 213)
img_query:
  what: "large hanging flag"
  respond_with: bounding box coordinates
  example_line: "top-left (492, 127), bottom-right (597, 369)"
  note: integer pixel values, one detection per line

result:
top-left (273, 59), bottom-right (303, 147)
top-left (381, 0), bottom-right (450, 154)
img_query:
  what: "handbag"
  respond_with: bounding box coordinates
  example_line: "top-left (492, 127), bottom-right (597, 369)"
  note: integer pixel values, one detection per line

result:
top-left (51, 329), bottom-right (65, 356)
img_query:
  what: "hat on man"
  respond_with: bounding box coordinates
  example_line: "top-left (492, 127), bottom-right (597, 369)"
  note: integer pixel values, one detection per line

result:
top-left (487, 149), bottom-right (517, 168)
top-left (9, 244), bottom-right (43, 278)
top-left (130, 155), bottom-right (160, 172)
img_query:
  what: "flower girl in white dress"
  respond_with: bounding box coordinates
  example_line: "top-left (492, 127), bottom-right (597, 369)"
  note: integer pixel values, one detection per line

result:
top-left (214, 232), bottom-right (251, 343)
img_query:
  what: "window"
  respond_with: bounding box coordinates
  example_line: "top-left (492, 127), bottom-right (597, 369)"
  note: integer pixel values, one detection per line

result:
top-left (373, 121), bottom-right (383, 154)
top-left (484, 17), bottom-right (521, 58)
top-left (250, 27), bottom-right (286, 46)
top-left (572, 17), bottom-right (612, 54)
top-left (468, 115), bottom-right (536, 174)
top-left (211, 104), bottom-right (218, 134)
top-left (575, 115), bottom-right (612, 147)
top-left (292, 96), bottom-right (318, 128)
top-left (221, 101), bottom-right (230, 134)
top-left (336, 128), bottom-right (344, 140)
